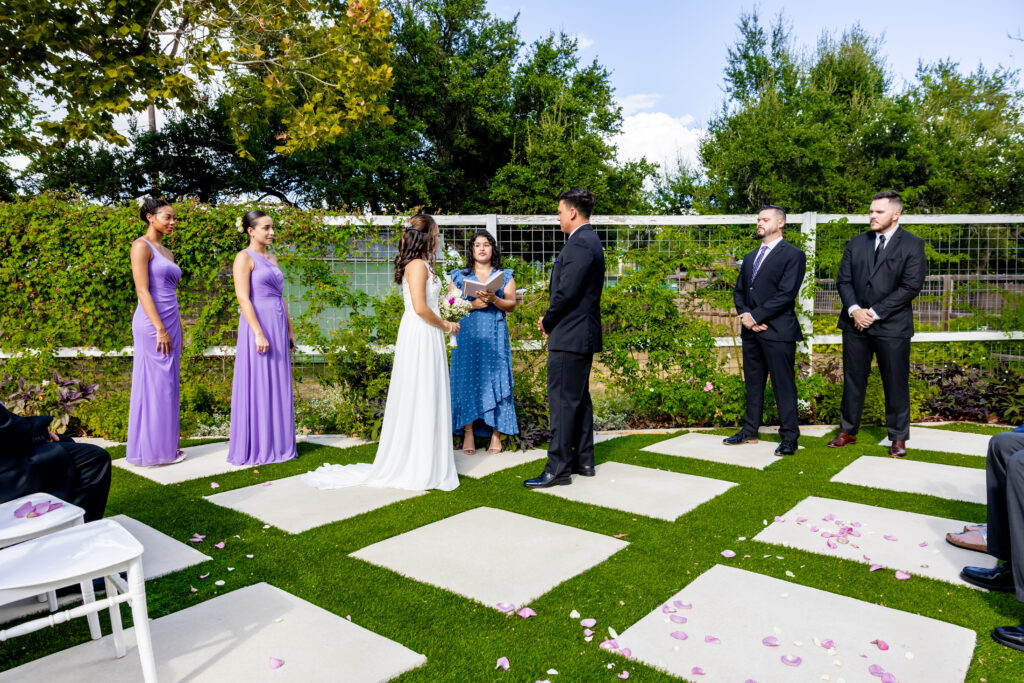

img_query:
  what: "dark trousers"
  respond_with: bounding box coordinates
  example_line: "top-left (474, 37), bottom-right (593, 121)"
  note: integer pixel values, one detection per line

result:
top-left (740, 335), bottom-right (800, 443)
top-left (839, 331), bottom-right (911, 441)
top-left (545, 350), bottom-right (594, 477)
top-left (58, 435), bottom-right (112, 522)
top-left (985, 431), bottom-right (1024, 601)
top-left (0, 436), bottom-right (111, 523)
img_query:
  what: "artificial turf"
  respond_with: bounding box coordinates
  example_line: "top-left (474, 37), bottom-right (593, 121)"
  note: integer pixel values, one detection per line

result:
top-left (1, 426), bottom-right (1020, 682)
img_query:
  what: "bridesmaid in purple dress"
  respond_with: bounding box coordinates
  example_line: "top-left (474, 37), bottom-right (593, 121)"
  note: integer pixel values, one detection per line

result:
top-left (227, 210), bottom-right (298, 465)
top-left (126, 198), bottom-right (184, 466)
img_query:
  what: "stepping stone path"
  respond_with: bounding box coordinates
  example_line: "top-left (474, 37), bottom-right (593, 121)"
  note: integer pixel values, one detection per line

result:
top-left (0, 582), bottom-right (426, 682)
top-left (753, 496), bottom-right (997, 586)
top-left (535, 461), bottom-right (736, 521)
top-left (205, 474), bottom-right (426, 534)
top-left (642, 432), bottom-right (783, 469)
top-left (614, 564), bottom-right (976, 683)
top-left (112, 441), bottom-right (238, 485)
top-left (879, 426), bottom-right (990, 457)
top-left (454, 448), bottom-right (547, 478)
top-left (761, 424), bottom-right (837, 438)
top-left (350, 507), bottom-right (628, 610)
top-left (831, 456), bottom-right (986, 504)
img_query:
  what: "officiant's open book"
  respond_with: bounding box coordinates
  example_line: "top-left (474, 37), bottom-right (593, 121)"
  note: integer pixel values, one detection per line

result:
top-left (462, 270), bottom-right (503, 297)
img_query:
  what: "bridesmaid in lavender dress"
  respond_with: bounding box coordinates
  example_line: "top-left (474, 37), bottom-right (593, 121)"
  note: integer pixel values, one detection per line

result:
top-left (227, 210), bottom-right (298, 465)
top-left (126, 198), bottom-right (184, 466)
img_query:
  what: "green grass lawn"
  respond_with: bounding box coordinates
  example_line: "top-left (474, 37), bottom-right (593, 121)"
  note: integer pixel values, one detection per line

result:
top-left (2, 426), bottom-right (1021, 681)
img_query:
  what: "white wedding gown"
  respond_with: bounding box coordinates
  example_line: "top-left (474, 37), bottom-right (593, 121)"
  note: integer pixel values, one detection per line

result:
top-left (303, 263), bottom-right (460, 492)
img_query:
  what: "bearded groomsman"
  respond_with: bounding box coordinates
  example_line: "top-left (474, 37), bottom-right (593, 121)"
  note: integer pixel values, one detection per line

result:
top-left (724, 205), bottom-right (806, 455)
top-left (827, 190), bottom-right (926, 457)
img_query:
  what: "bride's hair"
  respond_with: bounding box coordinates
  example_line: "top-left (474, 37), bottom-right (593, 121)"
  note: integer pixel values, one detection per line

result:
top-left (393, 214), bottom-right (438, 284)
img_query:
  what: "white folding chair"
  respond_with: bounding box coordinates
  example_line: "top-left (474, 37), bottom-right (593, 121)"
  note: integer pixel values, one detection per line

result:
top-left (0, 493), bottom-right (86, 615)
top-left (0, 519), bottom-right (158, 683)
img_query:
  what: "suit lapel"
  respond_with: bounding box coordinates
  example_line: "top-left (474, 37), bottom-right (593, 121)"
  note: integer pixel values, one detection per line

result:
top-left (869, 229), bottom-right (902, 279)
top-left (751, 239), bottom-right (784, 284)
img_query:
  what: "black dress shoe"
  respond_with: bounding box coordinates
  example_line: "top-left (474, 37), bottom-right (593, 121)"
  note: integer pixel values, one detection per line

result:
top-left (572, 466), bottom-right (596, 477)
top-left (722, 432), bottom-right (758, 445)
top-left (960, 563), bottom-right (1015, 592)
top-left (774, 442), bottom-right (797, 456)
top-left (992, 625), bottom-right (1024, 652)
top-left (524, 471), bottom-right (572, 488)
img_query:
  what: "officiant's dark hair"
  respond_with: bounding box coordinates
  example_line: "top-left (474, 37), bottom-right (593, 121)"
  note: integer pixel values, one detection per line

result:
top-left (462, 230), bottom-right (502, 275)
top-left (394, 213), bottom-right (439, 284)
top-left (558, 188), bottom-right (595, 218)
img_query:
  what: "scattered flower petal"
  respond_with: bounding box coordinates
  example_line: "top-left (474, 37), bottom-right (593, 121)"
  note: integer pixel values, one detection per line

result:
top-left (547, 670), bottom-right (558, 675)
top-left (781, 655), bottom-right (802, 667)
top-left (868, 664), bottom-right (886, 677)
top-left (918, 541), bottom-right (928, 547)
top-left (881, 673), bottom-right (896, 683)
top-left (691, 667), bottom-right (706, 675)
top-left (496, 602), bottom-right (515, 613)
top-left (190, 585), bottom-right (197, 592)
top-left (581, 618), bottom-right (597, 627)
top-left (495, 656), bottom-right (509, 670)
top-left (670, 631), bottom-right (688, 640)
top-left (796, 517), bottom-right (808, 523)
top-left (269, 657), bottom-right (283, 669)
top-left (262, 482), bottom-right (272, 487)
top-left (617, 672), bottom-right (629, 680)
top-left (827, 540), bottom-right (838, 549)
top-left (894, 571), bottom-right (911, 580)
top-left (246, 554), bottom-right (254, 558)
top-left (210, 482), bottom-right (220, 489)
top-left (599, 640), bottom-right (619, 650)
top-left (214, 580), bottom-right (225, 586)
top-left (609, 627), bottom-right (619, 639)
top-left (199, 573), bottom-right (210, 579)
top-left (869, 564), bottom-right (883, 572)
top-left (584, 636), bottom-right (593, 642)
top-left (262, 524), bottom-right (271, 529)
top-left (883, 535), bottom-right (898, 542)
top-left (569, 609), bottom-right (580, 619)
top-left (13, 501), bottom-right (33, 518)
top-left (905, 652), bottom-right (914, 660)
top-left (871, 639), bottom-right (889, 651)
top-left (214, 542), bottom-right (225, 549)
top-left (705, 636), bottom-right (720, 644)
top-left (517, 607), bottom-right (537, 619)
top-left (620, 648), bottom-right (632, 658)
top-left (774, 516), bottom-right (786, 522)
top-left (810, 526), bottom-right (820, 533)
top-left (673, 601), bottom-right (692, 609)
top-left (821, 639), bottom-right (835, 649)
top-left (785, 571), bottom-right (796, 578)
top-left (863, 555), bottom-right (871, 561)
top-left (762, 636), bottom-right (780, 647)
top-left (661, 605), bottom-right (676, 614)
top-left (823, 514), bottom-right (835, 521)
top-left (584, 628), bottom-right (595, 636)
top-left (346, 615), bottom-right (351, 621)
top-left (721, 549), bottom-right (736, 558)
top-left (670, 615), bottom-right (687, 624)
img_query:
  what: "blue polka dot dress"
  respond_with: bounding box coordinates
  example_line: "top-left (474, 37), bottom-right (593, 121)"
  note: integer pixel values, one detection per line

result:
top-left (449, 268), bottom-right (519, 437)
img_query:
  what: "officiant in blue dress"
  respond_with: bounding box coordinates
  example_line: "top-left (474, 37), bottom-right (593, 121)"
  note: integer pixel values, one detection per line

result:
top-left (448, 230), bottom-right (519, 454)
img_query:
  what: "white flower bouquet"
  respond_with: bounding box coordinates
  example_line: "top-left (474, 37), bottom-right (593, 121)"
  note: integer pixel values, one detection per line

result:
top-left (439, 289), bottom-right (472, 347)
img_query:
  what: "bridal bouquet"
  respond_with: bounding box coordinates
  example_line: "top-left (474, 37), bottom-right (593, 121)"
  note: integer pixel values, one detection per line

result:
top-left (439, 290), bottom-right (472, 347)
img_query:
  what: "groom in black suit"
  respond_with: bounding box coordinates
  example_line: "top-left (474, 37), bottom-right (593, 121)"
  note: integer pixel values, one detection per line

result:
top-left (827, 190), bottom-right (926, 457)
top-left (724, 205), bottom-right (806, 455)
top-left (525, 189), bottom-right (605, 488)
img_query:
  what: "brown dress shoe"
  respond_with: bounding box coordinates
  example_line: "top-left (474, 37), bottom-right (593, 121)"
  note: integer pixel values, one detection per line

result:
top-left (827, 432), bottom-right (857, 448)
top-left (889, 440), bottom-right (907, 458)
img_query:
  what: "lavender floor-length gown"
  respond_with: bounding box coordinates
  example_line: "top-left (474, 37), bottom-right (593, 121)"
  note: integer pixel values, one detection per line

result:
top-left (228, 249), bottom-right (297, 465)
top-left (126, 239), bottom-right (182, 466)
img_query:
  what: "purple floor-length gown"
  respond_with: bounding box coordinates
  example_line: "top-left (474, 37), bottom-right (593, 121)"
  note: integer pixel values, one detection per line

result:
top-left (126, 239), bottom-right (182, 466)
top-left (227, 249), bottom-right (297, 465)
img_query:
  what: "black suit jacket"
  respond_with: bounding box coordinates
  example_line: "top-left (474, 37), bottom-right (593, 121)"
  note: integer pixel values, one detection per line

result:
top-left (733, 239), bottom-right (806, 342)
top-left (0, 404), bottom-right (53, 454)
top-left (543, 224), bottom-right (605, 353)
top-left (836, 228), bottom-right (926, 338)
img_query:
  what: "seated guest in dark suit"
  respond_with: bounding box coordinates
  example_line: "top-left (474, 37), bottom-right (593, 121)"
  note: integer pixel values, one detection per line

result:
top-left (0, 402), bottom-right (111, 522)
top-left (723, 205), bottom-right (806, 456)
top-left (961, 430), bottom-right (1024, 652)
top-left (828, 190), bottom-right (926, 457)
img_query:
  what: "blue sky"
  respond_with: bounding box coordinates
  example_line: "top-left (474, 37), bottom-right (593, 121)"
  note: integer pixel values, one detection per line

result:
top-left (487, 0), bottom-right (1024, 171)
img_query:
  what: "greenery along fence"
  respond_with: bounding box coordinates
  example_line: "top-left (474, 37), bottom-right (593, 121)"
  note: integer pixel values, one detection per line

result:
top-left (2, 195), bottom-right (1024, 441)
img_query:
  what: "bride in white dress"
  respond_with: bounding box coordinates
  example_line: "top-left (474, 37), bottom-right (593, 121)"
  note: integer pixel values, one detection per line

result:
top-left (303, 214), bottom-right (461, 492)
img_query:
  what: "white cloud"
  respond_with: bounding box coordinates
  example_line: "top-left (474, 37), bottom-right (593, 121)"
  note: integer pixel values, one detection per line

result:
top-left (574, 33), bottom-right (594, 50)
top-left (616, 93), bottom-right (662, 117)
top-left (613, 111), bottom-right (704, 172)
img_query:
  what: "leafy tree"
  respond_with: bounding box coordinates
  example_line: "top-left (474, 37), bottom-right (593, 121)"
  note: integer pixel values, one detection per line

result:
top-left (0, 0), bottom-right (394, 156)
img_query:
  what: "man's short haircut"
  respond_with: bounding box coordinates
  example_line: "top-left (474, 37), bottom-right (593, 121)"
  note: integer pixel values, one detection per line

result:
top-left (760, 204), bottom-right (786, 221)
top-left (558, 188), bottom-right (596, 218)
top-left (871, 190), bottom-right (903, 211)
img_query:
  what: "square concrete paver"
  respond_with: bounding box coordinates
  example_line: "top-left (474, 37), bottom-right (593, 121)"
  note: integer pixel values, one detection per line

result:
top-left (74, 436), bottom-right (121, 449)
top-left (454, 448), bottom-right (547, 478)
top-left (831, 456), bottom-right (986, 503)
top-left (535, 462), bottom-right (736, 521)
top-left (298, 434), bottom-right (372, 450)
top-left (350, 507), bottom-right (628, 610)
top-left (642, 432), bottom-right (782, 470)
top-left (205, 474), bottom-right (426, 534)
top-left (753, 496), bottom-right (996, 586)
top-left (760, 424), bottom-right (837, 438)
top-left (113, 441), bottom-right (241, 484)
top-left (615, 564), bottom-right (976, 683)
top-left (880, 426), bottom-right (990, 457)
top-left (0, 582), bottom-right (426, 682)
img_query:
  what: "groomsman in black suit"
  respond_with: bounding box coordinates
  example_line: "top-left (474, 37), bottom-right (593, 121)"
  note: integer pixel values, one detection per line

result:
top-left (526, 188), bottom-right (605, 488)
top-left (723, 205), bottom-right (806, 455)
top-left (827, 190), bottom-right (926, 457)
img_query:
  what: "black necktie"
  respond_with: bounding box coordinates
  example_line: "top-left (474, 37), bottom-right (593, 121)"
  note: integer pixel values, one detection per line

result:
top-left (874, 234), bottom-right (886, 265)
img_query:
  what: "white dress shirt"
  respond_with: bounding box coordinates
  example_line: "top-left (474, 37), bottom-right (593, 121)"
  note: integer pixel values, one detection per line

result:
top-left (848, 224), bottom-right (900, 321)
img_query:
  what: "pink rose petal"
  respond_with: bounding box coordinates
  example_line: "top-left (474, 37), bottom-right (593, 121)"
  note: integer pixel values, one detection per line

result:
top-left (780, 655), bottom-right (802, 667)
top-left (918, 541), bottom-right (928, 547)
top-left (704, 636), bottom-right (720, 644)
top-left (863, 555), bottom-right (871, 561)
top-left (810, 526), bottom-right (820, 533)
top-left (796, 517), bottom-right (807, 523)
top-left (580, 618), bottom-right (596, 627)
top-left (496, 656), bottom-right (510, 670)
top-left (883, 535), bottom-right (898, 542)
top-left (517, 607), bottom-right (537, 619)
top-left (774, 516), bottom-right (785, 522)
top-left (661, 605), bottom-right (676, 614)
top-left (822, 514), bottom-right (835, 521)
top-left (669, 631), bottom-right (688, 640)
top-left (820, 639), bottom-right (835, 649)
top-left (691, 667), bottom-right (706, 675)
top-left (618, 672), bottom-right (630, 680)
top-left (214, 541), bottom-right (225, 549)
top-left (268, 657), bottom-right (283, 669)
top-left (894, 571), bottom-right (911, 580)
top-left (827, 539), bottom-right (838, 549)
top-left (670, 615), bottom-right (687, 624)
top-left (599, 639), bottom-right (619, 650)
top-left (211, 482), bottom-right (220, 489)
top-left (869, 564), bottom-right (883, 572)
top-left (47, 502), bottom-right (63, 513)
top-left (199, 573), bottom-right (210, 579)
top-left (31, 502), bottom-right (51, 516)
top-left (13, 501), bottom-right (33, 518)
top-left (721, 549), bottom-right (736, 558)
top-left (881, 673), bottom-right (897, 683)
top-left (620, 648), bottom-right (632, 658)
top-left (496, 602), bottom-right (515, 613)
top-left (871, 639), bottom-right (889, 650)
top-left (584, 628), bottom-right (594, 636)
top-left (262, 482), bottom-right (273, 487)
top-left (673, 600), bottom-right (692, 609)
top-left (868, 664), bottom-right (886, 677)
top-left (762, 636), bottom-right (780, 647)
